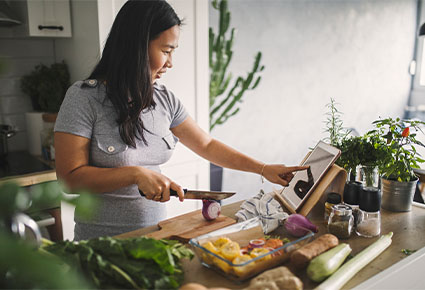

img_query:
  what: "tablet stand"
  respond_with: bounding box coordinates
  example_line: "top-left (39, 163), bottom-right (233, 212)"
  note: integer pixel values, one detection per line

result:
top-left (274, 164), bottom-right (347, 216)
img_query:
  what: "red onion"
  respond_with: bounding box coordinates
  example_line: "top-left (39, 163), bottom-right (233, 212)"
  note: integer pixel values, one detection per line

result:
top-left (202, 200), bottom-right (221, 221)
top-left (240, 249), bottom-right (249, 255)
top-left (249, 239), bottom-right (265, 248)
top-left (284, 213), bottom-right (318, 237)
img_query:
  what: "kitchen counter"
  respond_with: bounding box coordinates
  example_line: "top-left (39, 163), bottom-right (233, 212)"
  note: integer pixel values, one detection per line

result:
top-left (0, 151), bottom-right (56, 186)
top-left (119, 199), bottom-right (425, 289)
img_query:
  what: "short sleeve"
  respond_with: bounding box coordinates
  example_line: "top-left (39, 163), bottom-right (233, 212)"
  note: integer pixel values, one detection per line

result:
top-left (54, 82), bottom-right (96, 139)
top-left (166, 89), bottom-right (188, 128)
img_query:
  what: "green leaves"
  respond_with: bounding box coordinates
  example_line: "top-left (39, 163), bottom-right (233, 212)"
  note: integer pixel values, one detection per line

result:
top-left (20, 61), bottom-right (70, 112)
top-left (0, 232), bottom-right (91, 289)
top-left (43, 236), bottom-right (194, 289)
top-left (323, 98), bottom-right (351, 147)
top-left (368, 117), bottom-right (425, 182)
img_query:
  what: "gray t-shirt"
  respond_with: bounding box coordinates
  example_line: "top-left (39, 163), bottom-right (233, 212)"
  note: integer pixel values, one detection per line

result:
top-left (54, 80), bottom-right (188, 240)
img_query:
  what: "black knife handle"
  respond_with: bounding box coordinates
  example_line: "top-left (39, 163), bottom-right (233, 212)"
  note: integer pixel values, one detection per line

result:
top-left (138, 188), bottom-right (187, 197)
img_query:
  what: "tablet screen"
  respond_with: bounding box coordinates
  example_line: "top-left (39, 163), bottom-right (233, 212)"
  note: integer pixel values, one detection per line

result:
top-left (281, 142), bottom-right (340, 210)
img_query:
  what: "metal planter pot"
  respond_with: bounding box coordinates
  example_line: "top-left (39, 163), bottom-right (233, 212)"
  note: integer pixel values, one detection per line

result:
top-left (381, 177), bottom-right (418, 212)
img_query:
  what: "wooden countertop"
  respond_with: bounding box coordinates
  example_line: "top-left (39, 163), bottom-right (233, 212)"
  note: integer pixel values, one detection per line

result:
top-left (0, 170), bottom-right (57, 187)
top-left (119, 200), bottom-right (425, 289)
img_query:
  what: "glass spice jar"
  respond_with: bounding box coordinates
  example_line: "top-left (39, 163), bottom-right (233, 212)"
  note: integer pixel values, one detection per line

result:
top-left (327, 204), bottom-right (354, 239)
top-left (356, 187), bottom-right (381, 238)
top-left (324, 192), bottom-right (342, 224)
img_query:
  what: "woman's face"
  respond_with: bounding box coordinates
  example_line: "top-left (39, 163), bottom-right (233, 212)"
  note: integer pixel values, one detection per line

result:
top-left (148, 25), bottom-right (180, 83)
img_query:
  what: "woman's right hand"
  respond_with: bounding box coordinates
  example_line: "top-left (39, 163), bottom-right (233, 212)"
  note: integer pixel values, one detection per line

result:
top-left (135, 167), bottom-right (185, 202)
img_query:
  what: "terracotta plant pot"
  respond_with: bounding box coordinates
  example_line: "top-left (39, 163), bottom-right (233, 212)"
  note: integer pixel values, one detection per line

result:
top-left (42, 113), bottom-right (58, 123)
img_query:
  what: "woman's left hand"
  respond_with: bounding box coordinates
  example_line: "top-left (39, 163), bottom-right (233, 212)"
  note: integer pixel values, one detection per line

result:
top-left (262, 164), bottom-right (309, 186)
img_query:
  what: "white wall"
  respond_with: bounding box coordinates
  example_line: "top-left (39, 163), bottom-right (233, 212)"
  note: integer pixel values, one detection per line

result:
top-left (55, 0), bottom-right (100, 82)
top-left (209, 0), bottom-right (417, 204)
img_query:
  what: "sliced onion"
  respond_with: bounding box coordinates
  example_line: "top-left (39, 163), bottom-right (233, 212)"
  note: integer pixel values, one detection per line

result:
top-left (240, 248), bottom-right (249, 255)
top-left (249, 239), bottom-right (265, 248)
top-left (266, 247), bottom-right (282, 257)
top-left (202, 200), bottom-right (221, 221)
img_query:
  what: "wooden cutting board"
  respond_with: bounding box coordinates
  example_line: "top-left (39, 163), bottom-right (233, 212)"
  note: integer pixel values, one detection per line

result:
top-left (145, 210), bottom-right (236, 242)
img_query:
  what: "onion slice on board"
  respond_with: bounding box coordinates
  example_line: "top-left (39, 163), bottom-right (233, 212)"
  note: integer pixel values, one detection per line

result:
top-left (202, 200), bottom-right (221, 221)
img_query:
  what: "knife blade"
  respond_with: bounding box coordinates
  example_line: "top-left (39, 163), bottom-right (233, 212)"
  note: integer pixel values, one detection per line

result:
top-left (138, 189), bottom-right (236, 200)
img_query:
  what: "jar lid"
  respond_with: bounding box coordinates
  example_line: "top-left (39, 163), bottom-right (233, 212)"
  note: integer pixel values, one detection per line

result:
top-left (359, 187), bottom-right (381, 212)
top-left (331, 204), bottom-right (352, 215)
top-left (343, 181), bottom-right (362, 205)
top-left (326, 192), bottom-right (342, 204)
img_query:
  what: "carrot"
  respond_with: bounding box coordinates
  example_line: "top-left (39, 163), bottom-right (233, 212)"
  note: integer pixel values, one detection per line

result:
top-left (290, 234), bottom-right (339, 269)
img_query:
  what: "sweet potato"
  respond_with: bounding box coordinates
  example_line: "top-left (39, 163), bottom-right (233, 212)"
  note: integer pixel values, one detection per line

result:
top-left (290, 234), bottom-right (339, 269)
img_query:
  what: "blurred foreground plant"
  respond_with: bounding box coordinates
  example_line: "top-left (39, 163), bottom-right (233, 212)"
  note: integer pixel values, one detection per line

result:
top-left (0, 181), bottom-right (98, 288)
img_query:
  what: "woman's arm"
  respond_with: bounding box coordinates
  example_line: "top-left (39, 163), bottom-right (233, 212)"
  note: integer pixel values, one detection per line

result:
top-left (54, 132), bottom-right (184, 201)
top-left (171, 117), bottom-right (308, 186)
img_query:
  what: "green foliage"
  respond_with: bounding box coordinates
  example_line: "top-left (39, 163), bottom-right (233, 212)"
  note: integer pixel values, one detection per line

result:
top-left (0, 181), bottom-right (97, 288)
top-left (335, 135), bottom-right (389, 181)
top-left (209, 0), bottom-right (264, 131)
top-left (368, 117), bottom-right (425, 182)
top-left (323, 99), bottom-right (389, 181)
top-left (0, 232), bottom-right (91, 289)
top-left (43, 236), bottom-right (194, 289)
top-left (0, 181), bottom-right (98, 221)
top-left (20, 61), bottom-right (70, 113)
top-left (323, 98), bottom-right (351, 146)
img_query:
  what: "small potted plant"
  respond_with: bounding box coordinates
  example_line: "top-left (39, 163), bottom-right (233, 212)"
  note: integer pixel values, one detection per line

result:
top-left (356, 134), bottom-right (390, 188)
top-left (323, 99), bottom-right (388, 186)
top-left (21, 61), bottom-right (70, 114)
top-left (20, 61), bottom-right (70, 156)
top-left (368, 117), bottom-right (425, 211)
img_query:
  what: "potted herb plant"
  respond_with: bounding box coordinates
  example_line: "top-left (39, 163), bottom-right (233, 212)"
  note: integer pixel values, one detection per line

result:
top-left (21, 61), bottom-right (70, 114)
top-left (323, 99), bottom-right (388, 186)
top-left (20, 61), bottom-right (70, 156)
top-left (209, 0), bottom-right (264, 190)
top-left (368, 117), bottom-right (425, 211)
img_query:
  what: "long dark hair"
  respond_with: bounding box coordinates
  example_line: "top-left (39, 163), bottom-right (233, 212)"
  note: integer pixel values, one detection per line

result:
top-left (89, 0), bottom-right (181, 147)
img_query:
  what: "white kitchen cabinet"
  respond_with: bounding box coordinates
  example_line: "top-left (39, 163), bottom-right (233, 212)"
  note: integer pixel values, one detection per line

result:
top-left (26, 0), bottom-right (72, 37)
top-left (0, 0), bottom-right (72, 38)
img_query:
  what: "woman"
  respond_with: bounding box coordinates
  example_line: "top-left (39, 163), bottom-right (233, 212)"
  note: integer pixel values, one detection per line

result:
top-left (54, 0), bottom-right (307, 240)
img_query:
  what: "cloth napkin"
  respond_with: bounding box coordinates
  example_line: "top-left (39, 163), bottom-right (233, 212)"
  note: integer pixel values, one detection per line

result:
top-left (235, 189), bottom-right (289, 234)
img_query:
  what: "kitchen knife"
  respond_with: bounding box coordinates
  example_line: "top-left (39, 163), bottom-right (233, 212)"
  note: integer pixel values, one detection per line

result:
top-left (139, 189), bottom-right (236, 200)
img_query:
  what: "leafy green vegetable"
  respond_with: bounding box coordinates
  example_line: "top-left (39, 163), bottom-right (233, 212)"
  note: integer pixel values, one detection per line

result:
top-left (43, 236), bottom-right (194, 289)
top-left (401, 248), bottom-right (417, 256)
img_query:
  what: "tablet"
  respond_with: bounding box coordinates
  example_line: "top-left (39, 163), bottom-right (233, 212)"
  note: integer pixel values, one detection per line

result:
top-left (278, 141), bottom-right (341, 212)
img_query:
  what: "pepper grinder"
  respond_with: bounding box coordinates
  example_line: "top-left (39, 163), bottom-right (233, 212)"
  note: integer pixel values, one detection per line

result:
top-left (356, 187), bottom-right (381, 237)
top-left (343, 181), bottom-right (362, 226)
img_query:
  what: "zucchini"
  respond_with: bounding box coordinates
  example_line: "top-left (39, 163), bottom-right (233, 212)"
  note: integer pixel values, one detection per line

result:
top-left (307, 243), bottom-right (352, 282)
top-left (316, 232), bottom-right (393, 290)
